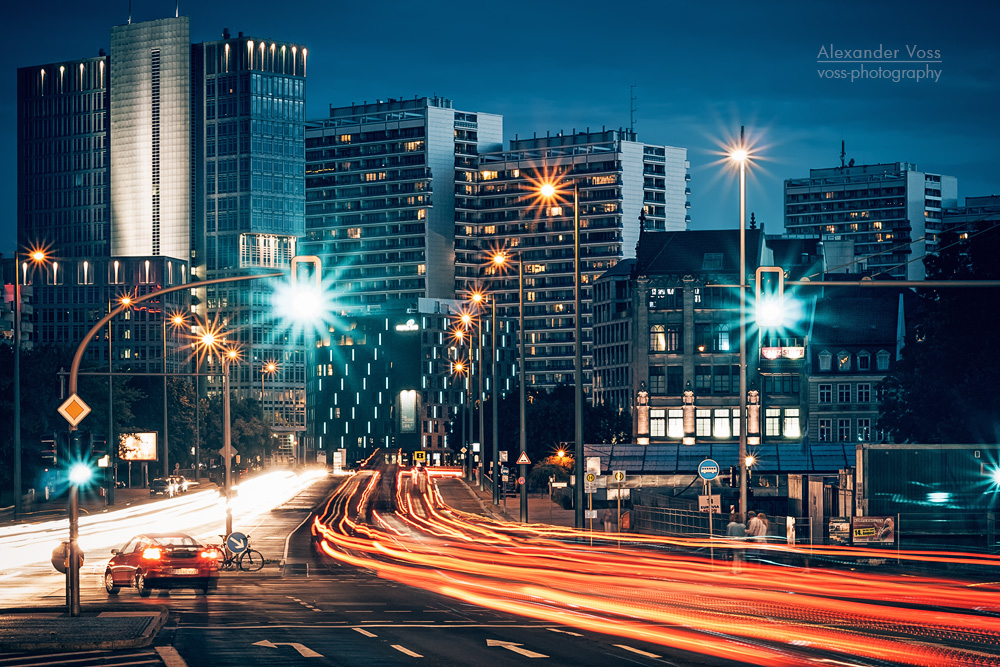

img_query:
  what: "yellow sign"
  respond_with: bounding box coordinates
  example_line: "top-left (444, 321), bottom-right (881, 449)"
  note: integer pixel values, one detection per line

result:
top-left (585, 472), bottom-right (596, 483)
top-left (57, 394), bottom-right (91, 427)
top-left (414, 451), bottom-right (426, 461)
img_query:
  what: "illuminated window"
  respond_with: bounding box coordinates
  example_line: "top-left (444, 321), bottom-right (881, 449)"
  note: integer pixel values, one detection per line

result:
top-left (511, 169), bottom-right (519, 178)
top-left (713, 409), bottom-right (731, 438)
top-left (649, 324), bottom-right (666, 352)
top-left (765, 408), bottom-right (781, 436)
top-left (837, 351), bottom-right (851, 371)
top-left (783, 408), bottom-right (800, 438)
top-left (548, 206), bottom-right (563, 217)
top-left (696, 409), bottom-right (711, 437)
top-left (403, 141), bottom-right (423, 152)
top-left (667, 409), bottom-right (683, 438)
top-left (481, 171), bottom-right (498, 181)
top-left (347, 227), bottom-right (361, 239)
top-left (592, 175), bottom-right (616, 185)
top-left (818, 419), bottom-right (831, 442)
top-left (364, 172), bottom-right (386, 182)
top-left (526, 292), bottom-right (535, 302)
top-left (484, 225), bottom-right (496, 234)
top-left (417, 264), bottom-right (426, 275)
top-left (339, 134), bottom-right (352, 143)
top-left (417, 209), bottom-right (426, 220)
top-left (650, 409), bottom-right (665, 437)
top-left (871, 221), bottom-right (883, 230)
top-left (857, 418), bottom-right (871, 441)
top-left (825, 192), bottom-right (834, 199)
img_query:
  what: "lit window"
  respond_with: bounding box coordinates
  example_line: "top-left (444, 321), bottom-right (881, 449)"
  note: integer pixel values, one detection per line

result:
top-left (347, 227), bottom-right (361, 239)
top-left (417, 264), bottom-right (426, 275)
top-left (696, 409), bottom-right (711, 437)
top-left (548, 206), bottom-right (563, 217)
top-left (417, 209), bottom-right (426, 220)
top-left (818, 419), bottom-right (831, 442)
top-left (783, 408), bottom-right (800, 438)
top-left (857, 418), bottom-right (871, 441)
top-left (481, 171), bottom-right (498, 181)
top-left (339, 134), bottom-right (351, 143)
top-left (484, 225), bottom-right (496, 235)
top-left (650, 409), bottom-right (665, 437)
top-left (765, 408), bottom-right (781, 436)
top-left (837, 351), bottom-right (851, 372)
top-left (649, 325), bottom-right (666, 352)
top-left (667, 409), bottom-right (683, 438)
top-left (713, 409), bottom-right (731, 438)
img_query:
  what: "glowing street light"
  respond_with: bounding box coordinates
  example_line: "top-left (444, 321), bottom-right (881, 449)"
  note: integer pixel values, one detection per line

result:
top-left (13, 245), bottom-right (49, 522)
top-left (490, 250), bottom-right (528, 522)
top-left (729, 126), bottom-right (752, 522)
top-left (538, 178), bottom-right (585, 530)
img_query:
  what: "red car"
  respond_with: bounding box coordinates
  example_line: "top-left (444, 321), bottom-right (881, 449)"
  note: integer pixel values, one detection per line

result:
top-left (104, 533), bottom-right (219, 596)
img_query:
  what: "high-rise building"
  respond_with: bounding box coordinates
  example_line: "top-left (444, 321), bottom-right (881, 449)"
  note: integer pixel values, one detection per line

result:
top-left (192, 31), bottom-right (308, 449)
top-left (110, 17), bottom-right (192, 259)
top-left (17, 54), bottom-right (110, 258)
top-left (476, 130), bottom-right (690, 396)
top-left (303, 96), bottom-right (503, 306)
top-left (784, 162), bottom-right (957, 280)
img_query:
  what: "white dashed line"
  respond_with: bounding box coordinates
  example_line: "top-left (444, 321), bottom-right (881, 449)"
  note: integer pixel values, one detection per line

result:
top-left (614, 644), bottom-right (661, 658)
top-left (391, 645), bottom-right (423, 658)
top-left (353, 627), bottom-right (377, 637)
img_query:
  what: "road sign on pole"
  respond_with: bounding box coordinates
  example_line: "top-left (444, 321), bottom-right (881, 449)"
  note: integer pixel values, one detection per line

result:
top-left (57, 394), bottom-right (91, 427)
top-left (499, 450), bottom-right (508, 462)
top-left (612, 470), bottom-right (626, 482)
top-left (515, 451), bottom-right (531, 465)
top-left (698, 459), bottom-right (720, 481)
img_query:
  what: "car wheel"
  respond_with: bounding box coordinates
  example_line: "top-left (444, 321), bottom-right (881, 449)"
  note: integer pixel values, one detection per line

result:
top-left (135, 572), bottom-right (151, 597)
top-left (104, 571), bottom-right (119, 595)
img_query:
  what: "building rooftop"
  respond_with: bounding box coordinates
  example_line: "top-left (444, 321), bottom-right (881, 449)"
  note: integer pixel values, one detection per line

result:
top-left (635, 229), bottom-right (765, 277)
top-left (584, 442), bottom-right (856, 474)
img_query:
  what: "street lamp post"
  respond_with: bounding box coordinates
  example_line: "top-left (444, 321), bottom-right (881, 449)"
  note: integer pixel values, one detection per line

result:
top-left (731, 127), bottom-right (750, 522)
top-left (261, 361), bottom-right (277, 425)
top-left (469, 297), bottom-right (486, 491)
top-left (222, 347), bottom-right (238, 537)
top-left (540, 180), bottom-right (584, 529)
top-left (490, 251), bottom-right (527, 522)
top-left (13, 249), bottom-right (48, 521)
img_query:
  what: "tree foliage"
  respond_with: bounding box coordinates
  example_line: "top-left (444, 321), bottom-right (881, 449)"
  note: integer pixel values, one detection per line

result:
top-left (878, 227), bottom-right (1000, 443)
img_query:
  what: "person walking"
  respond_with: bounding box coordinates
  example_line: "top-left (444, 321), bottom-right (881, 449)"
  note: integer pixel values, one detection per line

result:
top-left (602, 507), bottom-right (615, 533)
top-left (725, 512), bottom-right (746, 574)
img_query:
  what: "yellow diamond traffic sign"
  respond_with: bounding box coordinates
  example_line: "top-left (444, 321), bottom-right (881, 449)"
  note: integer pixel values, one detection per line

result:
top-left (57, 394), bottom-right (91, 427)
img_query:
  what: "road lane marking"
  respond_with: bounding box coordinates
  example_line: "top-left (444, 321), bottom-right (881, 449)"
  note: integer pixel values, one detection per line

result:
top-left (156, 646), bottom-right (191, 667)
top-left (253, 640), bottom-right (323, 658)
top-left (353, 627), bottom-right (377, 637)
top-left (486, 639), bottom-right (548, 658)
top-left (391, 645), bottom-right (423, 657)
top-left (614, 644), bottom-right (661, 658)
top-left (547, 627), bottom-right (583, 637)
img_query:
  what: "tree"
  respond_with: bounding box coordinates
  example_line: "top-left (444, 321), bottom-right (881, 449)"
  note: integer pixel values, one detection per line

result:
top-left (199, 394), bottom-right (274, 468)
top-left (878, 227), bottom-right (1000, 443)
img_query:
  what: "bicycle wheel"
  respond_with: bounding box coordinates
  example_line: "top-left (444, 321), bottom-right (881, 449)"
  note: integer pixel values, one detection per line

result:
top-left (239, 549), bottom-right (264, 572)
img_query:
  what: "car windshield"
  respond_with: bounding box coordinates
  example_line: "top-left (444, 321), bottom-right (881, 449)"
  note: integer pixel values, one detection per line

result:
top-left (152, 535), bottom-right (200, 547)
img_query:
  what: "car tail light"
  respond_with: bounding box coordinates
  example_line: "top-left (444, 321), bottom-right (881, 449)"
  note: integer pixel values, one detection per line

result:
top-left (142, 547), bottom-right (162, 560)
top-left (200, 549), bottom-right (219, 559)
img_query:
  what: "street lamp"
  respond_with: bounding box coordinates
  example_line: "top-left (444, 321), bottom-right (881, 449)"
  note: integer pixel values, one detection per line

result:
top-left (162, 311), bottom-right (187, 478)
top-left (469, 291), bottom-right (488, 492)
top-left (450, 348), bottom-right (470, 479)
top-left (730, 127), bottom-right (751, 522)
top-left (491, 250), bottom-right (528, 522)
top-left (13, 245), bottom-right (49, 521)
top-left (261, 360), bottom-right (278, 425)
top-left (539, 179), bottom-right (585, 530)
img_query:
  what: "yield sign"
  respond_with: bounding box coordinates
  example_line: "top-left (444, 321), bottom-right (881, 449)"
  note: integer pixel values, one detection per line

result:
top-left (515, 451), bottom-right (531, 465)
top-left (221, 443), bottom-right (238, 462)
top-left (58, 394), bottom-right (91, 427)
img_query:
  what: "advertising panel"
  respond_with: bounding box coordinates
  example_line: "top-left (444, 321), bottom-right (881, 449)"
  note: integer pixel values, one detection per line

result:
top-left (119, 432), bottom-right (157, 461)
top-left (852, 516), bottom-right (895, 545)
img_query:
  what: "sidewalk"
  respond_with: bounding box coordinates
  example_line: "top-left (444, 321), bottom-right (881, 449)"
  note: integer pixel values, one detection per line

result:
top-left (0, 606), bottom-right (168, 651)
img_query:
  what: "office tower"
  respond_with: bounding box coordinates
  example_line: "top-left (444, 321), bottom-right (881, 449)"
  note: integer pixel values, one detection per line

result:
top-left (784, 161), bottom-right (957, 280)
top-left (192, 31), bottom-right (308, 456)
top-left (110, 17), bottom-right (191, 259)
top-left (303, 96), bottom-right (503, 306)
top-left (17, 55), bottom-right (110, 258)
top-left (476, 129), bottom-right (690, 396)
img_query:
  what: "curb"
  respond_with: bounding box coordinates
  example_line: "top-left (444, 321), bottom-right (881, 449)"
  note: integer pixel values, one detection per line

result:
top-left (0, 606), bottom-right (169, 652)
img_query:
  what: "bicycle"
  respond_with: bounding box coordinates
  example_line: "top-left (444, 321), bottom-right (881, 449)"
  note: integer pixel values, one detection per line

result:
top-left (214, 534), bottom-right (265, 572)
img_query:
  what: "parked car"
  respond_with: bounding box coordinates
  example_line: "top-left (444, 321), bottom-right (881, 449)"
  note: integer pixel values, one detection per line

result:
top-left (168, 475), bottom-right (190, 493)
top-left (104, 533), bottom-right (219, 596)
top-left (149, 477), bottom-right (177, 497)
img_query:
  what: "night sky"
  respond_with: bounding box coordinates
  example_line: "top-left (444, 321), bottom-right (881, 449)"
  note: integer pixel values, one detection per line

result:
top-left (3, 0), bottom-right (998, 256)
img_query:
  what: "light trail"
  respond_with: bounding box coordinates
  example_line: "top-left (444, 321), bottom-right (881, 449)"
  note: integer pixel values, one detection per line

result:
top-left (312, 467), bottom-right (1000, 667)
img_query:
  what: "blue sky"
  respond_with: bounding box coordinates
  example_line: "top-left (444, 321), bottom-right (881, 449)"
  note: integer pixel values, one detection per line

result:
top-left (3, 0), bottom-right (998, 255)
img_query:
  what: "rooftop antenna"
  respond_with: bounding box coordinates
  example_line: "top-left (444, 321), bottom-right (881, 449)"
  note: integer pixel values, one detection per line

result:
top-left (128, 0), bottom-right (131, 24)
top-left (840, 139), bottom-right (846, 169)
top-left (629, 84), bottom-right (637, 135)
top-left (176, 0), bottom-right (179, 17)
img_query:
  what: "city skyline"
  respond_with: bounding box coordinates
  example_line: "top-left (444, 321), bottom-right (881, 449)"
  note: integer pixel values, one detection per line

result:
top-left (4, 0), bottom-right (998, 256)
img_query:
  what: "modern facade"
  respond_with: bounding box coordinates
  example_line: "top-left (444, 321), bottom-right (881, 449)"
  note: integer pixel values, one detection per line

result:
top-left (784, 162), bottom-right (957, 280)
top-left (477, 130), bottom-right (690, 396)
top-left (303, 97), bottom-right (503, 306)
top-left (943, 195), bottom-right (1000, 235)
top-left (306, 298), bottom-right (515, 465)
top-left (17, 54), bottom-right (110, 259)
top-left (110, 17), bottom-right (192, 259)
top-left (192, 31), bottom-right (308, 450)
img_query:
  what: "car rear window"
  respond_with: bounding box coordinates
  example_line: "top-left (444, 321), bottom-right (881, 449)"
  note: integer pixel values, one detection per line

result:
top-left (154, 536), bottom-right (200, 547)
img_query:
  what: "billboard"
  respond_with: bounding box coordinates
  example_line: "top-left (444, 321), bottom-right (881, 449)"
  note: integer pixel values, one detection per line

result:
top-left (119, 432), bottom-right (158, 461)
top-left (852, 516), bottom-right (895, 545)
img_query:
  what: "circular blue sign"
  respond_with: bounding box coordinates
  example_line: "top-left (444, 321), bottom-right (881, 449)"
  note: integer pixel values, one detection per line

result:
top-left (698, 459), bottom-right (720, 481)
top-left (226, 531), bottom-right (249, 555)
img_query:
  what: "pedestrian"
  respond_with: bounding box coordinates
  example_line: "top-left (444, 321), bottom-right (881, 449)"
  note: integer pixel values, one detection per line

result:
top-left (746, 511), bottom-right (761, 537)
top-left (725, 512), bottom-right (746, 574)
top-left (753, 512), bottom-right (769, 542)
top-left (602, 507), bottom-right (615, 533)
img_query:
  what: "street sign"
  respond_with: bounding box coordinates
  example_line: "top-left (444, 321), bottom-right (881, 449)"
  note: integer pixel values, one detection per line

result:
top-left (221, 443), bottom-right (238, 462)
top-left (584, 509), bottom-right (598, 519)
top-left (698, 459), bottom-right (720, 481)
top-left (226, 532), bottom-right (249, 555)
top-left (501, 466), bottom-right (509, 475)
top-left (612, 470), bottom-right (626, 482)
top-left (586, 456), bottom-right (601, 476)
top-left (516, 451), bottom-right (531, 465)
top-left (585, 472), bottom-right (596, 483)
top-left (502, 475), bottom-right (509, 482)
top-left (57, 394), bottom-right (91, 427)
top-left (414, 451), bottom-right (426, 462)
top-left (584, 481), bottom-right (597, 494)
top-left (517, 476), bottom-right (525, 485)
top-left (500, 451), bottom-right (508, 462)
top-left (698, 494), bottom-right (721, 513)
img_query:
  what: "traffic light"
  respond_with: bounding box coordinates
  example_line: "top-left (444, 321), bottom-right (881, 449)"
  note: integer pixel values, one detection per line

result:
top-left (729, 465), bottom-right (738, 487)
top-left (755, 266), bottom-right (784, 327)
top-left (41, 434), bottom-right (57, 466)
